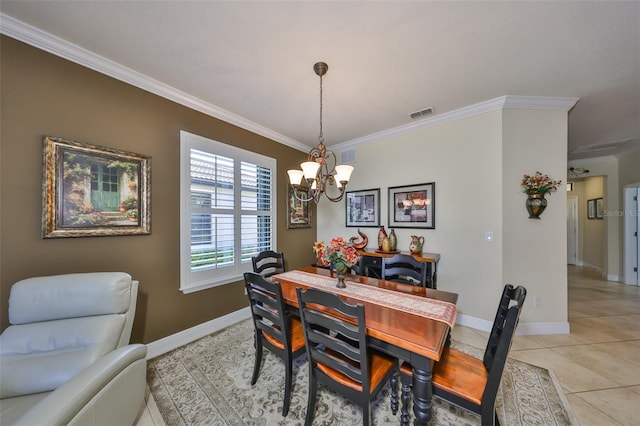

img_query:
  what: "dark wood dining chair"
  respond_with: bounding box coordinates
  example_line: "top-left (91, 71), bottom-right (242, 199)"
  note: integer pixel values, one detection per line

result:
top-left (244, 272), bottom-right (306, 417)
top-left (251, 250), bottom-right (286, 278)
top-left (381, 253), bottom-right (428, 287)
top-left (397, 284), bottom-right (527, 426)
top-left (295, 287), bottom-right (399, 426)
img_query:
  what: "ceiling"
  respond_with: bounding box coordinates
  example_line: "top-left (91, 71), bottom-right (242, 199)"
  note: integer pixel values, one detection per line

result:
top-left (1, 1), bottom-right (639, 161)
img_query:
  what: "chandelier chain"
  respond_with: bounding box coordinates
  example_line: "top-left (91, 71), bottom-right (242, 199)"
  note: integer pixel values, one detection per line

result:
top-left (318, 71), bottom-right (324, 145)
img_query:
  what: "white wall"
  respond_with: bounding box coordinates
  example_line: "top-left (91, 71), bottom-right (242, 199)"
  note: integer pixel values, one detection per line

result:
top-left (317, 99), bottom-right (572, 333)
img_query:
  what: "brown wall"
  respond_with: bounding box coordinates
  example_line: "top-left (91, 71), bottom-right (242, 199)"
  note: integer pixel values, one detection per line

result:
top-left (0, 36), bottom-right (317, 343)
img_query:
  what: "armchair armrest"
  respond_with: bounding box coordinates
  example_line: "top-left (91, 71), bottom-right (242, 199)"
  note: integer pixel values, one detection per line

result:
top-left (13, 344), bottom-right (147, 426)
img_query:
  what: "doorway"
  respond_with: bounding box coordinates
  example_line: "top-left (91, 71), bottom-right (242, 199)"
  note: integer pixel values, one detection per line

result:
top-left (567, 196), bottom-right (579, 265)
top-left (623, 185), bottom-right (640, 285)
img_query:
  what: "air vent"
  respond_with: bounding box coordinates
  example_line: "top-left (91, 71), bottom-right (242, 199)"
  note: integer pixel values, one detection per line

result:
top-left (409, 107), bottom-right (434, 119)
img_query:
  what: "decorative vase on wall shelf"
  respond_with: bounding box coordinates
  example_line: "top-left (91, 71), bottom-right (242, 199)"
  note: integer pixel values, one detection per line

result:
top-left (526, 192), bottom-right (548, 219)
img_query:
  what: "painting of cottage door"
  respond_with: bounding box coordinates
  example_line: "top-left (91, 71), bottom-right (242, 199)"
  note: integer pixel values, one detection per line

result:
top-left (91, 163), bottom-right (120, 211)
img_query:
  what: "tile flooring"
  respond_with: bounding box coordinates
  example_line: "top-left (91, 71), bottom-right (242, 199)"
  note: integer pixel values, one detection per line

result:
top-left (136, 265), bottom-right (640, 425)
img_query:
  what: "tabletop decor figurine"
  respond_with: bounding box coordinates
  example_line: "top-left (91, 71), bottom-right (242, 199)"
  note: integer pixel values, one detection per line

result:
top-left (313, 237), bottom-right (360, 288)
top-left (349, 228), bottom-right (368, 249)
top-left (409, 235), bottom-right (424, 254)
top-left (521, 171), bottom-right (562, 219)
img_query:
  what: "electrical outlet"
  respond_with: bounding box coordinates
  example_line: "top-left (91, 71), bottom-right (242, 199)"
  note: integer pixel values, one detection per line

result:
top-left (534, 296), bottom-right (542, 307)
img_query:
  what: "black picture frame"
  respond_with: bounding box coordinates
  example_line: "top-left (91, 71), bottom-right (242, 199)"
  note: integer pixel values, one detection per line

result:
top-left (587, 199), bottom-right (596, 220)
top-left (42, 135), bottom-right (151, 238)
top-left (346, 188), bottom-right (380, 227)
top-left (388, 182), bottom-right (435, 229)
top-left (596, 197), bottom-right (604, 219)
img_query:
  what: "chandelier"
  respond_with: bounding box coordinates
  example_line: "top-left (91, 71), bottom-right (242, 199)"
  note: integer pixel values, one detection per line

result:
top-left (287, 62), bottom-right (354, 203)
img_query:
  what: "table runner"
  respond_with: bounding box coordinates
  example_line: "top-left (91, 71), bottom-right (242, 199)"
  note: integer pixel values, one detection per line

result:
top-left (274, 270), bottom-right (456, 328)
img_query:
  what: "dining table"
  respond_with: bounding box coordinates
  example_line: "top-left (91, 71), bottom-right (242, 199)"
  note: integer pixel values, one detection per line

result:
top-left (273, 266), bottom-right (458, 425)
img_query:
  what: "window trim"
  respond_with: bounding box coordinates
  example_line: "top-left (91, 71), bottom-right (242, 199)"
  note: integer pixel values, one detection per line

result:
top-left (180, 130), bottom-right (277, 293)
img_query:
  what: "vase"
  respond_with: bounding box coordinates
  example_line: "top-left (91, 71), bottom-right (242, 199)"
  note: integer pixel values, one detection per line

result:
top-left (377, 226), bottom-right (387, 250)
top-left (526, 192), bottom-right (548, 219)
top-left (334, 262), bottom-right (348, 288)
top-left (388, 229), bottom-right (397, 251)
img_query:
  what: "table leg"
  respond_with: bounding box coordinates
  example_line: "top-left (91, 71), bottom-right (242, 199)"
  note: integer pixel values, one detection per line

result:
top-left (411, 363), bottom-right (433, 425)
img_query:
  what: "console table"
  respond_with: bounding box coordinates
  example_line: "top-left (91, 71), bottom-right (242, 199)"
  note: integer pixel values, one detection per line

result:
top-left (357, 249), bottom-right (440, 288)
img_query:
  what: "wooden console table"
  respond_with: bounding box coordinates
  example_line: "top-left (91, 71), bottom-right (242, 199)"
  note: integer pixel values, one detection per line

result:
top-left (357, 249), bottom-right (440, 288)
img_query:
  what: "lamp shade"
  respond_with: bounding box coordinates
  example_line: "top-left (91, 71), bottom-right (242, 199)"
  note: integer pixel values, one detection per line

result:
top-left (334, 165), bottom-right (354, 183)
top-left (300, 161), bottom-right (321, 180)
top-left (287, 169), bottom-right (304, 185)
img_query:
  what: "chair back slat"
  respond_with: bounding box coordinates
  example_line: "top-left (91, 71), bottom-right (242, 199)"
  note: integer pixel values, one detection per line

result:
top-left (296, 287), bottom-right (369, 389)
top-left (381, 254), bottom-right (427, 286)
top-left (252, 251), bottom-right (286, 278)
top-left (244, 272), bottom-right (290, 353)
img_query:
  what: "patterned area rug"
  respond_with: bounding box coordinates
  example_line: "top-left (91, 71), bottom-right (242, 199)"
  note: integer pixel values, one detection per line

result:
top-left (147, 319), bottom-right (575, 425)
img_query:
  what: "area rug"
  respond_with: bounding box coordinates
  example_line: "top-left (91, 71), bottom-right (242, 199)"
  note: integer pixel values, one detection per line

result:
top-left (147, 319), bottom-right (575, 425)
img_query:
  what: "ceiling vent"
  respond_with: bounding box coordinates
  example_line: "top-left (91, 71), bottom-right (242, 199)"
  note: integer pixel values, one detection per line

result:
top-left (409, 107), bottom-right (434, 119)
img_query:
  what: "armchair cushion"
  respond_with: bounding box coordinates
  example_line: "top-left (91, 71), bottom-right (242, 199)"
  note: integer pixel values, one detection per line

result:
top-left (0, 315), bottom-right (126, 398)
top-left (8, 272), bottom-right (132, 324)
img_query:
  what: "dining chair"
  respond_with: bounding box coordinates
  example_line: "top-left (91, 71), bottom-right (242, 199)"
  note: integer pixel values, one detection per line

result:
top-left (397, 284), bottom-right (527, 426)
top-left (244, 272), bottom-right (306, 417)
top-left (381, 253), bottom-right (428, 287)
top-left (296, 287), bottom-right (399, 426)
top-left (251, 250), bottom-right (286, 278)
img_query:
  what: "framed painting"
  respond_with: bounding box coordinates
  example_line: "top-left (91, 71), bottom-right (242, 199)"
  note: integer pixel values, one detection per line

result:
top-left (287, 186), bottom-right (312, 229)
top-left (346, 188), bottom-right (380, 227)
top-left (596, 197), bottom-right (604, 219)
top-left (388, 182), bottom-right (435, 229)
top-left (42, 135), bottom-right (151, 238)
top-left (587, 199), bottom-right (596, 220)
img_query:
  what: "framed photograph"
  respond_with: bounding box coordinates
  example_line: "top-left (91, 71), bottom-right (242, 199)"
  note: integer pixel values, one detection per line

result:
top-left (388, 182), bottom-right (435, 229)
top-left (596, 198), bottom-right (604, 219)
top-left (42, 135), bottom-right (151, 238)
top-left (346, 188), bottom-right (380, 227)
top-left (287, 186), bottom-right (312, 229)
top-left (587, 199), bottom-right (596, 220)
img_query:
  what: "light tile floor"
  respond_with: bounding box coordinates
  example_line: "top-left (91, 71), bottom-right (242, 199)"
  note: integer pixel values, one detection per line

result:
top-left (136, 265), bottom-right (640, 425)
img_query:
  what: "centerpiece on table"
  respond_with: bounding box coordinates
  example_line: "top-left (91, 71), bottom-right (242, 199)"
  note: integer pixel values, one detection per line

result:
top-left (521, 171), bottom-right (562, 219)
top-left (313, 237), bottom-right (360, 288)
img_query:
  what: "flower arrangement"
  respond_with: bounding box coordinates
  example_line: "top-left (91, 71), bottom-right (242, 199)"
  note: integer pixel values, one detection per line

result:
top-left (313, 237), bottom-right (360, 271)
top-left (521, 171), bottom-right (562, 195)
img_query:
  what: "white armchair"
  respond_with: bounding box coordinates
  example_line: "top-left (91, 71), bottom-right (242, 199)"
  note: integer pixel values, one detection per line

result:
top-left (0, 272), bottom-right (147, 426)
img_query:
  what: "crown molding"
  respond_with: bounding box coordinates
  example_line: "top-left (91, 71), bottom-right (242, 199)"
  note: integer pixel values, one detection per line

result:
top-left (335, 95), bottom-right (579, 152)
top-left (0, 13), bottom-right (309, 153)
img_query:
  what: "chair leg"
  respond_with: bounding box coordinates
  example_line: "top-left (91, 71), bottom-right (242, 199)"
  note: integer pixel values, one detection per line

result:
top-left (250, 337), bottom-right (262, 385)
top-left (400, 372), bottom-right (412, 426)
top-left (282, 355), bottom-right (293, 417)
top-left (362, 402), bottom-right (371, 426)
top-left (304, 374), bottom-right (318, 426)
top-left (390, 371), bottom-right (399, 415)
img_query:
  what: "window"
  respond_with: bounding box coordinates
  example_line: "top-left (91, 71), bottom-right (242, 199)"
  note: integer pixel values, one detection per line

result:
top-left (180, 131), bottom-right (276, 293)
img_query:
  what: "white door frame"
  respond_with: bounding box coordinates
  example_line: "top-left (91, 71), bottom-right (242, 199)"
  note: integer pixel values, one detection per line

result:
top-left (623, 184), bottom-right (639, 285)
top-left (567, 196), bottom-right (579, 265)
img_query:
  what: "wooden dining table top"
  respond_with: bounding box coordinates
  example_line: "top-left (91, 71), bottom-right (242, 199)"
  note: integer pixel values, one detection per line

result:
top-left (274, 266), bottom-right (458, 362)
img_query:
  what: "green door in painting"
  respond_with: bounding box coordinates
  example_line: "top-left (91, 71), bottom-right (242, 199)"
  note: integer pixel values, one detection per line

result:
top-left (91, 164), bottom-right (119, 211)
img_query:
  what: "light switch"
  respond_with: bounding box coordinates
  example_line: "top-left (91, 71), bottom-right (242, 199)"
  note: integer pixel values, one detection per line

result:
top-left (484, 231), bottom-right (494, 242)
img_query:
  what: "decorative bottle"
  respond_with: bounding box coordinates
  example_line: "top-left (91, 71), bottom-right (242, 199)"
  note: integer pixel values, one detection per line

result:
top-left (377, 226), bottom-right (387, 250)
top-left (389, 229), bottom-right (397, 251)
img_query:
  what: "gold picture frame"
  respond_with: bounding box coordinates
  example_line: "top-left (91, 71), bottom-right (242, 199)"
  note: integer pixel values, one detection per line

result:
top-left (42, 135), bottom-right (151, 238)
top-left (286, 186), bottom-right (312, 229)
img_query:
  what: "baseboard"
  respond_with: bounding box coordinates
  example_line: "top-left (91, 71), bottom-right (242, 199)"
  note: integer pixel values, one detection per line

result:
top-left (145, 307), bottom-right (251, 359)
top-left (456, 313), bottom-right (570, 335)
top-left (607, 273), bottom-right (620, 282)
